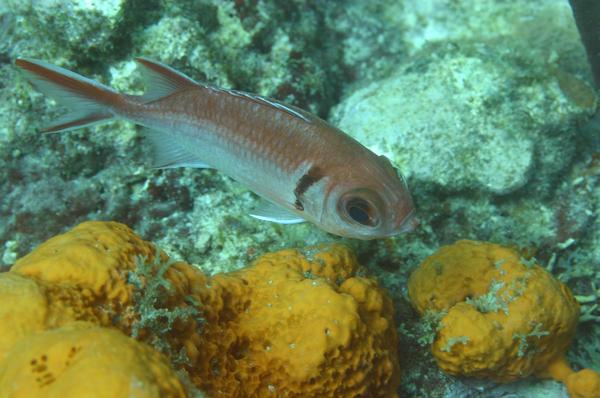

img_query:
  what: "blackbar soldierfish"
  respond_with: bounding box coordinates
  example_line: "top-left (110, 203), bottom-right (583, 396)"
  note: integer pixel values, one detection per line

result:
top-left (15, 57), bottom-right (417, 239)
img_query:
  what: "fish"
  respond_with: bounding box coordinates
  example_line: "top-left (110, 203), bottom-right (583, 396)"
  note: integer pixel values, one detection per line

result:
top-left (15, 57), bottom-right (417, 239)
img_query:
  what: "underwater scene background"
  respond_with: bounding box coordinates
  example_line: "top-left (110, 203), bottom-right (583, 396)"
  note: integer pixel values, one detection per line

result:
top-left (0, 0), bottom-right (599, 397)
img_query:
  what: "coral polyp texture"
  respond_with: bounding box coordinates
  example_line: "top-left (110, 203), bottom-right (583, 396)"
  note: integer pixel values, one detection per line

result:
top-left (0, 221), bottom-right (400, 398)
top-left (408, 240), bottom-right (600, 398)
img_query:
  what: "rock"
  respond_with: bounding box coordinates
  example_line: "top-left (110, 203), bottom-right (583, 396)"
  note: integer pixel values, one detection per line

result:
top-left (332, 42), bottom-right (585, 194)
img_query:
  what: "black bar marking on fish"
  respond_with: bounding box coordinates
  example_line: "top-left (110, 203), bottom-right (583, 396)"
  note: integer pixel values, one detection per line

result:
top-left (293, 166), bottom-right (324, 211)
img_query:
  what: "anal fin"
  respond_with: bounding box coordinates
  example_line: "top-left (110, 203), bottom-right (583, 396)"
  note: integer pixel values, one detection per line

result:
top-left (143, 128), bottom-right (210, 169)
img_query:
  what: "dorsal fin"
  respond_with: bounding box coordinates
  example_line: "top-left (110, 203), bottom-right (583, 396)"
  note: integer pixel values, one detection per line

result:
top-left (135, 57), bottom-right (200, 102)
top-left (221, 88), bottom-right (312, 123)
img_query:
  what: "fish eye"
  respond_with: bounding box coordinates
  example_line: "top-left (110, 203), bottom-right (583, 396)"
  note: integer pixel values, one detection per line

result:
top-left (343, 197), bottom-right (379, 227)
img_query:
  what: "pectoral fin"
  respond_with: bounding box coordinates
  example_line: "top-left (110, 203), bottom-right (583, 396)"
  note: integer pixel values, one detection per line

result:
top-left (249, 200), bottom-right (305, 224)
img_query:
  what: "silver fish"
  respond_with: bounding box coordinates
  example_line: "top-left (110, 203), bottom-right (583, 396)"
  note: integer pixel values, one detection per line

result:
top-left (15, 57), bottom-right (417, 239)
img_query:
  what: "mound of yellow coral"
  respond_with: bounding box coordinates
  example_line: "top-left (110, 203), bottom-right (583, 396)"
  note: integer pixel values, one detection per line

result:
top-left (0, 322), bottom-right (185, 398)
top-left (195, 245), bottom-right (399, 397)
top-left (0, 221), bottom-right (400, 398)
top-left (408, 240), bottom-right (600, 398)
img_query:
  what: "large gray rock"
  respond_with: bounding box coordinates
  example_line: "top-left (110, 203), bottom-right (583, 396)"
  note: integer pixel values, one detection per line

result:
top-left (331, 43), bottom-right (588, 194)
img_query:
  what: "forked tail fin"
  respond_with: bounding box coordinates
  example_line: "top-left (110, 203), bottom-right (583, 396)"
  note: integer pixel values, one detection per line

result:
top-left (15, 58), bottom-right (122, 133)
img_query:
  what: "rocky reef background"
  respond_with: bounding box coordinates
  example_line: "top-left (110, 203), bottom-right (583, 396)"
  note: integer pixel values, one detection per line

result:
top-left (0, 0), bottom-right (598, 396)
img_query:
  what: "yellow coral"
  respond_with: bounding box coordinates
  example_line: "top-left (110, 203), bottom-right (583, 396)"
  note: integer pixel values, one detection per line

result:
top-left (0, 273), bottom-right (47, 362)
top-left (540, 356), bottom-right (600, 398)
top-left (565, 368), bottom-right (600, 398)
top-left (5, 221), bottom-right (204, 358)
top-left (0, 322), bottom-right (185, 398)
top-left (408, 240), bottom-right (579, 380)
top-left (11, 221), bottom-right (157, 305)
top-left (0, 221), bottom-right (200, 398)
top-left (192, 244), bottom-right (400, 397)
top-left (408, 240), bottom-right (600, 398)
top-left (1, 221), bottom-right (400, 397)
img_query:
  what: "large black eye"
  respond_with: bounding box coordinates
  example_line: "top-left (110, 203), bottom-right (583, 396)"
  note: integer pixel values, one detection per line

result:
top-left (345, 198), bottom-right (377, 227)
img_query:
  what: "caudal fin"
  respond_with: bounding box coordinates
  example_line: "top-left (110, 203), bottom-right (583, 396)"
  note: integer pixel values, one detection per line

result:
top-left (15, 58), bottom-right (121, 133)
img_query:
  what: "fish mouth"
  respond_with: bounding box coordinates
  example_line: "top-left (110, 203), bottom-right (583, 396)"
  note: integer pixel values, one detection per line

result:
top-left (398, 210), bottom-right (419, 233)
